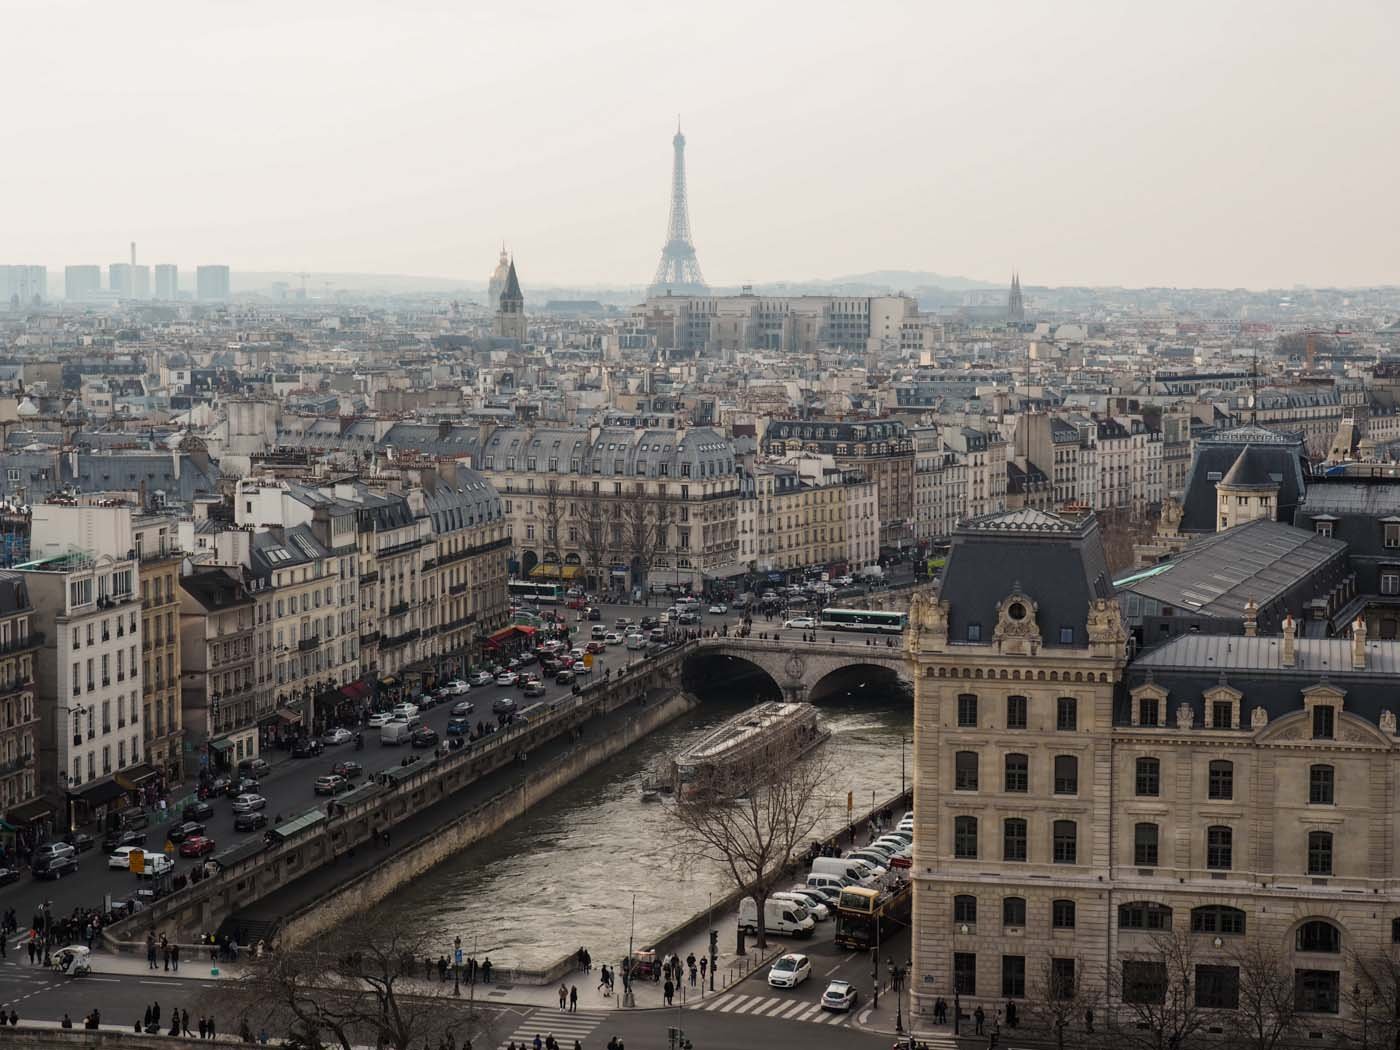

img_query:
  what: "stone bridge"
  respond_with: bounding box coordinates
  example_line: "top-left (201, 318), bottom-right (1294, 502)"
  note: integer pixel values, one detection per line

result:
top-left (685, 635), bottom-right (912, 702)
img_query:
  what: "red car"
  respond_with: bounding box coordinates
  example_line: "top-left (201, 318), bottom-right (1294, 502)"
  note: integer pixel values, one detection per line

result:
top-left (179, 835), bottom-right (216, 858)
top-left (585, 641), bottom-right (606, 655)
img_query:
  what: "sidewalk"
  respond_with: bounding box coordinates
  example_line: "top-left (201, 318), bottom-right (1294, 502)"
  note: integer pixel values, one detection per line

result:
top-left (853, 989), bottom-right (966, 1046)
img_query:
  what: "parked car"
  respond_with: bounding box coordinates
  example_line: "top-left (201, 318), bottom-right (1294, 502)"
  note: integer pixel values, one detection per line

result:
top-left (237, 757), bottom-right (271, 778)
top-left (323, 727), bottom-right (353, 745)
top-left (34, 846), bottom-right (79, 880)
top-left (183, 801), bottom-right (214, 822)
top-left (108, 846), bottom-right (145, 870)
top-left (103, 827), bottom-right (147, 852)
top-left (767, 954), bottom-right (811, 988)
top-left (492, 697), bottom-right (518, 716)
top-left (411, 727), bottom-right (440, 749)
top-left (166, 821), bottom-right (205, 844)
top-left (234, 811), bottom-right (267, 832)
top-left (783, 617), bottom-right (817, 630)
top-left (231, 793), bottom-right (266, 814)
top-left (179, 836), bottom-right (216, 858)
top-left (0, 867), bottom-right (21, 886)
top-left (821, 979), bottom-right (858, 1012)
top-left (444, 679), bottom-right (470, 695)
top-left (331, 760), bottom-right (363, 779)
top-left (523, 681), bottom-right (547, 699)
top-left (63, 831), bottom-right (96, 854)
top-left (367, 711), bottom-right (395, 728)
top-left (314, 775), bottom-right (347, 796)
top-left (468, 671), bottom-right (493, 687)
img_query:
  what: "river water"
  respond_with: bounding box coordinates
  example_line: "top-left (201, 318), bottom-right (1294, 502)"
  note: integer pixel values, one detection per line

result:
top-left (380, 673), bottom-right (913, 971)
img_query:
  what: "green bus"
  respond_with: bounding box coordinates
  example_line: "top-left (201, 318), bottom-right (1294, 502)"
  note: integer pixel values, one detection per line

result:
top-left (818, 608), bottom-right (908, 634)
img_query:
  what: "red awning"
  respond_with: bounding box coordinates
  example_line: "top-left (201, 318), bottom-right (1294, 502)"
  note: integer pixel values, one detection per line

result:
top-left (485, 625), bottom-right (537, 649)
top-left (339, 681), bottom-right (369, 700)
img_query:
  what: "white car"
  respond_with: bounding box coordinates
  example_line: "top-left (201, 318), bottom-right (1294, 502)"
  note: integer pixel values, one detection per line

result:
top-left (603, 632), bottom-right (623, 645)
top-left (773, 891), bottom-right (828, 921)
top-left (783, 617), bottom-right (817, 630)
top-left (367, 711), bottom-right (395, 728)
top-left (444, 679), bottom-right (470, 695)
top-left (391, 702), bottom-right (419, 720)
top-left (767, 953), bottom-right (811, 988)
top-left (108, 846), bottom-right (146, 870)
top-left (322, 727), bottom-right (353, 745)
top-left (835, 576), bottom-right (853, 587)
top-left (231, 793), bottom-right (267, 814)
top-left (495, 672), bottom-right (519, 687)
top-left (821, 979), bottom-right (858, 1011)
top-left (708, 604), bottom-right (728, 615)
top-left (469, 671), bottom-right (494, 687)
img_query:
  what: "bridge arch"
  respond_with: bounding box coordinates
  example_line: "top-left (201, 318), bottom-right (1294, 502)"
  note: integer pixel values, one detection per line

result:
top-left (808, 661), bottom-right (909, 703)
top-left (681, 650), bottom-right (782, 701)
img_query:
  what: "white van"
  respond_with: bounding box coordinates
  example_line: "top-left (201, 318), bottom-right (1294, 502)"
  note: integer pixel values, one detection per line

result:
top-left (380, 718), bottom-right (418, 745)
top-left (625, 633), bottom-right (647, 651)
top-left (739, 897), bottom-right (815, 938)
top-left (810, 857), bottom-right (868, 882)
top-left (590, 624), bottom-right (608, 640)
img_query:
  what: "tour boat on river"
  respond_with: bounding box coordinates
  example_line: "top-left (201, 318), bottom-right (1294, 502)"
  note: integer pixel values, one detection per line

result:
top-left (669, 701), bottom-right (828, 797)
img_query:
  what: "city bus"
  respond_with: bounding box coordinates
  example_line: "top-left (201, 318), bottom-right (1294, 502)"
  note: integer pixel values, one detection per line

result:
top-left (508, 581), bottom-right (564, 604)
top-left (818, 608), bottom-right (908, 634)
top-left (834, 881), bottom-right (911, 951)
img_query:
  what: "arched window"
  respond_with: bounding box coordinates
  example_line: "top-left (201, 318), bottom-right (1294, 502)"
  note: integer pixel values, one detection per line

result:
top-left (1002, 897), bottom-right (1026, 928)
top-left (1135, 757), bottom-right (1160, 797)
top-left (953, 895), bottom-right (977, 925)
top-left (1296, 920), bottom-right (1341, 954)
top-left (954, 816), bottom-right (978, 859)
top-left (1003, 818), bottom-right (1027, 862)
top-left (1004, 753), bottom-right (1028, 793)
top-left (1191, 905), bottom-right (1246, 935)
top-left (954, 751), bottom-right (979, 792)
top-left (1208, 760), bottom-right (1234, 800)
top-left (1053, 820), bottom-right (1078, 864)
top-left (1134, 822), bottom-right (1159, 867)
top-left (1053, 755), bottom-right (1078, 795)
top-left (1119, 902), bottom-right (1174, 931)
top-left (1206, 826), bottom-right (1233, 870)
top-left (1307, 831), bottom-right (1333, 876)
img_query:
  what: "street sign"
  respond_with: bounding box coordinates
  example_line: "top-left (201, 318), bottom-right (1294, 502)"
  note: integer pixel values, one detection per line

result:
top-left (129, 850), bottom-right (144, 874)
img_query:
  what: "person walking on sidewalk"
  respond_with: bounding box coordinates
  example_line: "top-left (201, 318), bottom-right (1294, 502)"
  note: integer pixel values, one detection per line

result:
top-left (663, 977), bottom-right (675, 1006)
top-left (558, 983), bottom-right (567, 1011)
top-left (569, 985), bottom-right (578, 1013)
top-left (974, 1005), bottom-right (985, 1034)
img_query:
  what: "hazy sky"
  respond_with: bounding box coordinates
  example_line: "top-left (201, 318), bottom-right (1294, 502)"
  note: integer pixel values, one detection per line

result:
top-left (10, 1), bottom-right (1399, 289)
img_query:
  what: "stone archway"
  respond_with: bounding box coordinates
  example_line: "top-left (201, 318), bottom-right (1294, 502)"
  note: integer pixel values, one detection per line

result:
top-left (681, 651), bottom-right (782, 702)
top-left (808, 661), bottom-right (908, 703)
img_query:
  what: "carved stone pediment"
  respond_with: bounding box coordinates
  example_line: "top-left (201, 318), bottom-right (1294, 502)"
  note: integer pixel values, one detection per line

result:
top-left (994, 589), bottom-right (1040, 656)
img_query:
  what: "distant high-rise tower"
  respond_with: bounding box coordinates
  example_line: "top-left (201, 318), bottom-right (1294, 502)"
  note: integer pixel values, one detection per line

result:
top-left (109, 262), bottom-right (132, 298)
top-left (487, 246), bottom-right (511, 310)
top-left (196, 265), bottom-right (231, 302)
top-left (493, 257), bottom-right (526, 341)
top-left (154, 264), bottom-right (178, 300)
top-left (1007, 271), bottom-right (1024, 323)
top-left (65, 265), bottom-right (101, 301)
top-left (648, 123), bottom-right (707, 297)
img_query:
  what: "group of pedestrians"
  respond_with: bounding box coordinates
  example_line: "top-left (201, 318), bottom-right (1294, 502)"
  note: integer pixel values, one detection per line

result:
top-left (506, 1037), bottom-right (583, 1050)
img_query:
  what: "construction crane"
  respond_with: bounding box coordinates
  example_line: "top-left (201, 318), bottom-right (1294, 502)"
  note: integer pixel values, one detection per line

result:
top-left (293, 272), bottom-right (311, 298)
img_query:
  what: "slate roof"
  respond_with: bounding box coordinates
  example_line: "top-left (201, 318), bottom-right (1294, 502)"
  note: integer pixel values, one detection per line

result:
top-left (1219, 445), bottom-right (1275, 489)
top-left (0, 572), bottom-right (32, 616)
top-left (1180, 425), bottom-right (1308, 531)
top-left (501, 260), bottom-right (523, 303)
top-left (420, 467), bottom-right (504, 532)
top-left (941, 509), bottom-right (1114, 648)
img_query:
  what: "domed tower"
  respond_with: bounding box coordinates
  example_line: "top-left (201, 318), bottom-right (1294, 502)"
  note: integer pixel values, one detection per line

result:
top-left (493, 257), bottom-right (526, 341)
top-left (1215, 444), bottom-right (1278, 531)
top-left (487, 246), bottom-right (510, 311)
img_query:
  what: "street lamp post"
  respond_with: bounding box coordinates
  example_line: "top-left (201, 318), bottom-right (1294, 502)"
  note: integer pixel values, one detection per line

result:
top-left (887, 958), bottom-right (910, 1035)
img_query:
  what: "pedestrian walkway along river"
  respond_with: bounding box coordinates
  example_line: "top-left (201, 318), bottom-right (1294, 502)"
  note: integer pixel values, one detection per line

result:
top-left (372, 678), bottom-right (913, 971)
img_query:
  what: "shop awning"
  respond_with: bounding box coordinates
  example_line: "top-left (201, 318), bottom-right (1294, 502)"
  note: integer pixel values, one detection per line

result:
top-left (339, 681), bottom-right (369, 700)
top-left (71, 778), bottom-right (125, 806)
top-left (275, 707), bottom-right (303, 725)
top-left (487, 625), bottom-right (534, 648)
top-left (528, 563), bottom-right (582, 579)
top-left (7, 799), bottom-right (53, 825)
top-left (115, 764), bottom-right (161, 790)
top-left (703, 563), bottom-right (749, 580)
top-left (208, 738), bottom-right (234, 754)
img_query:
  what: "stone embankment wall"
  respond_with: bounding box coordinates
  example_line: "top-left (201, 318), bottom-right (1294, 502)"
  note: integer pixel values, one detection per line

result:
top-left (0, 1032), bottom-right (204, 1049)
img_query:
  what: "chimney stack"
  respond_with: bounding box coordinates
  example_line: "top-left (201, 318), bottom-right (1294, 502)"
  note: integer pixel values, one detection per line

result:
top-left (1281, 614), bottom-right (1296, 667)
top-left (1243, 597), bottom-right (1259, 637)
top-left (1352, 616), bottom-right (1368, 671)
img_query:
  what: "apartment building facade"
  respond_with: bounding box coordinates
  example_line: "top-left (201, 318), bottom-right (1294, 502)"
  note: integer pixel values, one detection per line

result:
top-left (0, 575), bottom-right (41, 830)
top-left (135, 514), bottom-right (183, 781)
top-left (180, 568), bottom-right (257, 771)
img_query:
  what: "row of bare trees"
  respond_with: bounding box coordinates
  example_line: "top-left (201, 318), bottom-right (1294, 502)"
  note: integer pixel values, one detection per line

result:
top-left (1016, 931), bottom-right (1400, 1050)
top-left (532, 482), bottom-right (679, 592)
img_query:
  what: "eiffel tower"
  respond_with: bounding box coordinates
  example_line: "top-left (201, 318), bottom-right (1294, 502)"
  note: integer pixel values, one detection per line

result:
top-left (648, 122), bottom-right (708, 296)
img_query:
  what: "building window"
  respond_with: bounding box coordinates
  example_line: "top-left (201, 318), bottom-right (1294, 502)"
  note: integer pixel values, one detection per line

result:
top-left (1053, 755), bottom-right (1078, 795)
top-left (1051, 898), bottom-right (1076, 929)
top-left (1209, 760), bottom-right (1234, 800)
top-left (1296, 920), bottom-right (1341, 954)
top-left (1058, 627), bottom-right (1074, 644)
top-left (1134, 823), bottom-right (1159, 867)
top-left (1207, 825), bottom-right (1234, 870)
top-left (1384, 572), bottom-right (1400, 596)
top-left (1056, 697), bottom-right (1077, 731)
top-left (954, 816), bottom-right (978, 859)
top-left (1386, 523), bottom-right (1400, 549)
top-left (1123, 961), bottom-right (1168, 1004)
top-left (953, 895), bottom-right (977, 925)
top-left (1050, 958), bottom-right (1076, 1000)
top-left (1135, 757), bottom-right (1160, 797)
top-left (954, 751), bottom-right (979, 792)
top-left (1003, 753), bottom-right (1028, 793)
top-left (1138, 697), bottom-right (1159, 727)
top-left (1312, 705), bottom-right (1335, 739)
top-left (1119, 902), bottom-right (1173, 931)
top-left (953, 952), bottom-right (976, 996)
top-left (1211, 700), bottom-right (1233, 729)
top-left (1052, 821), bottom-right (1078, 864)
top-left (1307, 831), bottom-right (1333, 876)
top-left (1002, 955), bottom-right (1025, 999)
top-left (1196, 965), bottom-right (1240, 1009)
top-left (1191, 906), bottom-right (1246, 936)
top-left (1295, 969), bottom-right (1340, 1014)
top-left (1002, 818), bottom-right (1027, 862)
top-left (957, 694), bottom-right (978, 728)
top-left (966, 623), bottom-right (981, 642)
top-left (1002, 897), bottom-right (1026, 928)
top-left (1005, 695), bottom-right (1027, 730)
top-left (1309, 764), bottom-right (1334, 805)
top-left (1315, 520), bottom-right (1334, 538)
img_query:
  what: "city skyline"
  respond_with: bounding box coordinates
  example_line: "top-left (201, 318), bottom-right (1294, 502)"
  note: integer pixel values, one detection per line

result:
top-left (7, 1), bottom-right (1399, 290)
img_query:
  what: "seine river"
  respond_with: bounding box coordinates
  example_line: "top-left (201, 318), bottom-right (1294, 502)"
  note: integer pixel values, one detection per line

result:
top-left (378, 672), bottom-right (913, 971)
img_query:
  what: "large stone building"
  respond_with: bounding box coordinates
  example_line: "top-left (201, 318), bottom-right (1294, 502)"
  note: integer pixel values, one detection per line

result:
top-left (0, 574), bottom-right (41, 831)
top-left (135, 514), bottom-right (183, 780)
top-left (908, 507), bottom-right (1400, 1035)
top-left (179, 568), bottom-right (257, 772)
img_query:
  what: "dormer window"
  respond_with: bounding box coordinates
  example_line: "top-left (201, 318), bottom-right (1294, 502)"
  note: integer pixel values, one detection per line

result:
top-left (1313, 705), bottom-right (1335, 740)
top-left (1386, 522), bottom-right (1400, 549)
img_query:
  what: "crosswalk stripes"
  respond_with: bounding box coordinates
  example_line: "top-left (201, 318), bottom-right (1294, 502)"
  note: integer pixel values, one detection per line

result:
top-left (694, 991), bottom-right (851, 1026)
top-left (496, 1009), bottom-right (606, 1050)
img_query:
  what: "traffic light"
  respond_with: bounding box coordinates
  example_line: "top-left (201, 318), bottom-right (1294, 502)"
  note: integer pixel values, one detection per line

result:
top-left (708, 929), bottom-right (718, 956)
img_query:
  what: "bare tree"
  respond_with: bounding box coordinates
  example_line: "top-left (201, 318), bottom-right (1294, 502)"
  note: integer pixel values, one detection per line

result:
top-left (1346, 949), bottom-right (1400, 1050)
top-left (670, 733), bottom-right (834, 949)
top-left (1226, 939), bottom-right (1299, 1050)
top-left (1109, 930), bottom-right (1216, 1050)
top-left (620, 486), bottom-right (656, 595)
top-left (577, 491), bottom-right (611, 593)
top-left (534, 480), bottom-right (566, 572)
top-left (207, 920), bottom-right (494, 1050)
top-left (1025, 955), bottom-right (1103, 1050)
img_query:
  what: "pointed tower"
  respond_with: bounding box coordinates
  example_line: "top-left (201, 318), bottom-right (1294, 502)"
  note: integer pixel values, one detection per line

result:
top-left (487, 245), bottom-right (511, 310)
top-left (1007, 271), bottom-right (1025, 323)
top-left (648, 122), bottom-right (707, 296)
top-left (1214, 445), bottom-right (1279, 531)
top-left (493, 258), bottom-right (526, 341)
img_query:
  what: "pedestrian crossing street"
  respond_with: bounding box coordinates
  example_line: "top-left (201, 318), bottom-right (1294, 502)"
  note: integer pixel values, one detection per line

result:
top-left (496, 1009), bottom-right (605, 1049)
top-left (691, 990), bottom-right (853, 1025)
